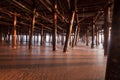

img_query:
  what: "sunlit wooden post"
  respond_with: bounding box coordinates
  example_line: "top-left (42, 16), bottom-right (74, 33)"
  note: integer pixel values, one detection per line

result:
top-left (12, 13), bottom-right (17, 49)
top-left (28, 8), bottom-right (36, 49)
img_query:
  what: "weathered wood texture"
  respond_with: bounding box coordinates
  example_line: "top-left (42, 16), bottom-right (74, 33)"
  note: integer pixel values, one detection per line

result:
top-left (105, 0), bottom-right (120, 79)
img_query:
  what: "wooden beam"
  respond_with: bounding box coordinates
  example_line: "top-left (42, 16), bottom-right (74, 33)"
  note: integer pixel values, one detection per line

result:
top-left (0, 7), bottom-right (63, 32)
top-left (67, 0), bottom-right (71, 9)
top-left (39, 0), bottom-right (52, 12)
top-left (10, 0), bottom-right (32, 13)
top-left (45, 0), bottom-right (69, 23)
top-left (6, 0), bottom-right (64, 32)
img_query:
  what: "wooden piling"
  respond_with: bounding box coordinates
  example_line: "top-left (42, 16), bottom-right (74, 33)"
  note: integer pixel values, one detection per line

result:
top-left (104, 6), bottom-right (109, 55)
top-left (75, 27), bottom-right (80, 46)
top-left (40, 27), bottom-right (43, 46)
top-left (86, 30), bottom-right (89, 46)
top-left (91, 20), bottom-right (95, 48)
top-left (52, 0), bottom-right (57, 51)
top-left (63, 11), bottom-right (75, 52)
top-left (12, 13), bottom-right (17, 49)
top-left (105, 0), bottom-right (120, 79)
top-left (28, 8), bottom-right (36, 49)
top-left (96, 26), bottom-right (98, 46)
top-left (72, 14), bottom-right (79, 48)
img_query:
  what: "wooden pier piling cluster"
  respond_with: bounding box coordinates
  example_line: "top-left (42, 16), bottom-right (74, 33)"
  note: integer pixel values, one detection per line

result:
top-left (2, 0), bottom-right (120, 79)
top-left (0, 0), bottom-right (112, 53)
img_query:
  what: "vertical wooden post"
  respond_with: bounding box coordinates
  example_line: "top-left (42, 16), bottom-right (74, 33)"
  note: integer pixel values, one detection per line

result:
top-left (105, 0), bottom-right (120, 79)
top-left (91, 20), bottom-right (95, 48)
top-left (12, 13), bottom-right (17, 49)
top-left (86, 30), bottom-right (89, 46)
top-left (37, 33), bottom-right (39, 43)
top-left (69, 35), bottom-right (72, 46)
top-left (75, 27), bottom-right (80, 45)
top-left (17, 31), bottom-right (19, 44)
top-left (26, 33), bottom-right (27, 42)
top-left (25, 33), bottom-right (27, 45)
top-left (63, 11), bottom-right (75, 52)
top-left (98, 30), bottom-right (100, 45)
top-left (44, 32), bottom-right (46, 44)
top-left (28, 8), bottom-right (36, 49)
top-left (49, 33), bottom-right (51, 43)
top-left (104, 5), bottom-right (109, 55)
top-left (57, 34), bottom-right (59, 43)
top-left (16, 31), bottom-right (19, 43)
top-left (0, 27), bottom-right (2, 44)
top-left (101, 29), bottom-right (103, 43)
top-left (72, 14), bottom-right (79, 48)
top-left (5, 33), bottom-right (7, 43)
top-left (50, 33), bottom-right (52, 44)
top-left (52, 0), bottom-right (57, 51)
top-left (40, 26), bottom-right (43, 46)
top-left (8, 29), bottom-right (10, 45)
top-left (3, 33), bottom-right (5, 42)
top-left (84, 34), bottom-right (86, 43)
top-left (20, 33), bottom-right (23, 45)
top-left (96, 26), bottom-right (98, 46)
top-left (34, 33), bottom-right (35, 44)
top-left (61, 33), bottom-right (64, 45)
